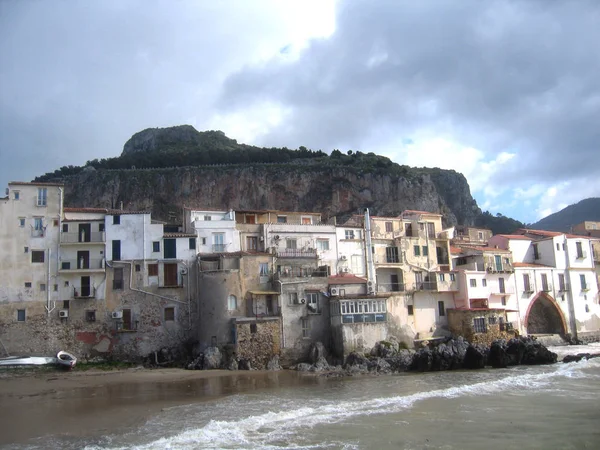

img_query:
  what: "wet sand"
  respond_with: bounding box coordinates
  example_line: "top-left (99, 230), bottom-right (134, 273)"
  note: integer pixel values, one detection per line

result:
top-left (0, 367), bottom-right (301, 446)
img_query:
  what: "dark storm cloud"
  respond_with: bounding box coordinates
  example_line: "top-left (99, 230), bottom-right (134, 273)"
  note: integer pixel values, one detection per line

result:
top-left (0, 0), bottom-right (290, 186)
top-left (219, 0), bottom-right (600, 184)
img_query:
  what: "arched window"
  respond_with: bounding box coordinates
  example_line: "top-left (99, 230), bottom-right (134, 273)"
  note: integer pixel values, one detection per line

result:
top-left (228, 295), bottom-right (237, 311)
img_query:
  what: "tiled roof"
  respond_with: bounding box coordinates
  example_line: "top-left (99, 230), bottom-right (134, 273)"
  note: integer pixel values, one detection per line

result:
top-left (401, 210), bottom-right (443, 216)
top-left (163, 232), bottom-right (197, 238)
top-left (512, 262), bottom-right (552, 268)
top-left (450, 246), bottom-right (463, 254)
top-left (497, 234), bottom-right (532, 240)
top-left (516, 228), bottom-right (591, 240)
top-left (107, 209), bottom-right (151, 215)
top-left (9, 181), bottom-right (64, 186)
top-left (460, 245), bottom-right (512, 253)
top-left (64, 207), bottom-right (108, 213)
top-left (328, 273), bottom-right (368, 284)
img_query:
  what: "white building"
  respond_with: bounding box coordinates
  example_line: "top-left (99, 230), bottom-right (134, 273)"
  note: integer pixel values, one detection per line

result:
top-left (185, 209), bottom-right (240, 254)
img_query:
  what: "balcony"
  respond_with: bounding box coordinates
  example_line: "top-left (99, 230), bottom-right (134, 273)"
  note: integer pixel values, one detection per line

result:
top-left (276, 248), bottom-right (317, 258)
top-left (377, 283), bottom-right (406, 293)
top-left (413, 281), bottom-right (438, 291)
top-left (486, 263), bottom-right (514, 273)
top-left (541, 283), bottom-right (553, 292)
top-left (60, 259), bottom-right (105, 271)
top-left (274, 268), bottom-right (328, 280)
top-left (60, 232), bottom-right (105, 244)
top-left (491, 289), bottom-right (514, 296)
top-left (212, 244), bottom-right (227, 252)
top-left (72, 286), bottom-right (96, 299)
top-left (558, 284), bottom-right (570, 292)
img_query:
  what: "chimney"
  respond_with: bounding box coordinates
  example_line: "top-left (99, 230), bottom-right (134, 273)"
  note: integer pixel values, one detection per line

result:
top-left (119, 201), bottom-right (123, 211)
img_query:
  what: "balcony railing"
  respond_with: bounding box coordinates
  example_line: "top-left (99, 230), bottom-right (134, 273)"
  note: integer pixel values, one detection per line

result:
top-left (60, 259), bottom-right (105, 270)
top-left (541, 283), bottom-right (553, 292)
top-left (274, 269), bottom-right (328, 279)
top-left (558, 284), bottom-right (570, 292)
top-left (413, 281), bottom-right (438, 291)
top-left (377, 283), bottom-right (406, 293)
top-left (60, 232), bottom-right (105, 243)
top-left (31, 228), bottom-right (45, 238)
top-left (212, 244), bottom-right (227, 252)
top-left (73, 286), bottom-right (96, 299)
top-left (276, 249), bottom-right (317, 258)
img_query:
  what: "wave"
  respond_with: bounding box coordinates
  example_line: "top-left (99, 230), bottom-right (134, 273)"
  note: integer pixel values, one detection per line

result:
top-left (85, 358), bottom-right (600, 450)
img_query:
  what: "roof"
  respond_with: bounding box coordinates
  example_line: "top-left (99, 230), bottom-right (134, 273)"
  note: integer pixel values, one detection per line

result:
top-left (64, 207), bottom-right (108, 213)
top-left (328, 273), bottom-right (368, 284)
top-left (107, 209), bottom-right (151, 215)
top-left (515, 228), bottom-right (590, 240)
top-left (249, 290), bottom-right (280, 295)
top-left (496, 234), bottom-right (532, 240)
top-left (450, 246), bottom-right (463, 255)
top-left (460, 245), bottom-right (512, 254)
top-left (163, 232), bottom-right (197, 238)
top-left (9, 181), bottom-right (64, 187)
top-left (401, 210), bottom-right (443, 217)
top-left (512, 262), bottom-right (552, 268)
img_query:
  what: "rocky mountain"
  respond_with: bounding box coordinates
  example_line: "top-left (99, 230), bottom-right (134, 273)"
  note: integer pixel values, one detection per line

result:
top-left (36, 126), bottom-right (483, 226)
top-left (530, 198), bottom-right (600, 232)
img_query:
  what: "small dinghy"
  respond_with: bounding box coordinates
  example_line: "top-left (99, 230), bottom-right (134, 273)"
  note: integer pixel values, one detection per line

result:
top-left (56, 351), bottom-right (77, 369)
top-left (0, 355), bottom-right (57, 366)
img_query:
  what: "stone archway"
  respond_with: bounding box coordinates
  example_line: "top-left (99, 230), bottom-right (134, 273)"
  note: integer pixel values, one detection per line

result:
top-left (525, 293), bottom-right (567, 335)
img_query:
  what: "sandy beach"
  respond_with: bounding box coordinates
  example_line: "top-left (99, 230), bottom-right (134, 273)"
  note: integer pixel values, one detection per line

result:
top-left (0, 366), bottom-right (298, 446)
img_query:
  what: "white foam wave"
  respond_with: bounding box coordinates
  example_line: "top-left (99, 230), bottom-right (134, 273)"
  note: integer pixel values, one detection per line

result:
top-left (86, 359), bottom-right (600, 450)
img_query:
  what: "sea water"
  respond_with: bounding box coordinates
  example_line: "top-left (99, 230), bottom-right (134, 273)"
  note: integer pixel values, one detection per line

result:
top-left (13, 346), bottom-right (600, 450)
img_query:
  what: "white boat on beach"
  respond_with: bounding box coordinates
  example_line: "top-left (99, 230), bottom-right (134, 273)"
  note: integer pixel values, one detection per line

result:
top-left (0, 351), bottom-right (77, 368)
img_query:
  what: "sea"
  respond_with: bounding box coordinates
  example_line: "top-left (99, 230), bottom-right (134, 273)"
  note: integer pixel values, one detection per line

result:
top-left (10, 344), bottom-right (600, 450)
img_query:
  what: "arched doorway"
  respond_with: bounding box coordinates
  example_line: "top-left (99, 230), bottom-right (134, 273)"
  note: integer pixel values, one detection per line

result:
top-left (525, 293), bottom-right (567, 335)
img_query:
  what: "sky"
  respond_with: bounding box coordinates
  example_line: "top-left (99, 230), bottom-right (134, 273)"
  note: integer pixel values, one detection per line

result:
top-left (1, 0), bottom-right (599, 224)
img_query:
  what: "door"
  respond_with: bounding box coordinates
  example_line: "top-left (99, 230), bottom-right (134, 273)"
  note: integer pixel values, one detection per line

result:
top-left (213, 233), bottom-right (225, 252)
top-left (77, 250), bottom-right (90, 269)
top-left (427, 222), bottom-right (436, 238)
top-left (80, 276), bottom-right (91, 297)
top-left (164, 263), bottom-right (178, 287)
top-left (246, 236), bottom-right (258, 251)
top-left (78, 223), bottom-right (91, 242)
top-left (495, 255), bottom-right (503, 271)
top-left (499, 277), bottom-right (505, 294)
top-left (415, 271), bottom-right (423, 289)
top-left (112, 240), bottom-right (121, 261)
top-left (122, 309), bottom-right (132, 330)
top-left (164, 239), bottom-right (177, 259)
top-left (390, 274), bottom-right (400, 292)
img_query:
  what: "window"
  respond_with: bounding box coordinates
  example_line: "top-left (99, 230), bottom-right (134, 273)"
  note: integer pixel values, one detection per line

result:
top-left (244, 214), bottom-right (255, 224)
top-left (422, 246), bottom-right (428, 257)
top-left (478, 231), bottom-right (484, 240)
top-left (164, 307), bottom-right (175, 321)
top-left (301, 217), bottom-right (312, 225)
top-left (204, 215), bottom-right (211, 221)
top-left (501, 296), bottom-right (507, 306)
top-left (53, 284), bottom-right (58, 292)
top-left (488, 316), bottom-right (497, 325)
top-left (37, 188), bottom-right (47, 206)
top-left (558, 274), bottom-right (566, 291)
top-left (450, 273), bottom-right (456, 281)
top-left (148, 263), bottom-right (158, 276)
top-left (39, 283), bottom-right (46, 292)
top-left (385, 222), bottom-right (393, 232)
top-left (499, 277), bottom-right (505, 294)
top-left (427, 222), bottom-right (436, 238)
top-left (405, 223), bottom-right (413, 236)
top-left (99, 223), bottom-right (105, 232)
top-left (407, 305), bottom-right (414, 316)
top-left (53, 219), bottom-right (59, 227)
top-left (307, 292), bottom-right (320, 314)
top-left (345, 230), bottom-right (355, 240)
top-left (316, 239), bottom-right (330, 251)
top-left (19, 218), bottom-right (25, 227)
top-left (189, 237), bottom-right (196, 250)
top-left (152, 241), bottom-right (160, 253)
top-left (24, 247), bottom-right (28, 253)
top-left (24, 282), bottom-right (32, 288)
top-left (523, 274), bottom-right (531, 292)
top-left (86, 311), bottom-right (96, 322)
top-left (200, 237), bottom-right (206, 245)
top-left (13, 191), bottom-right (19, 200)
top-left (246, 236), bottom-right (258, 251)
top-left (112, 240), bottom-right (121, 261)
top-left (17, 309), bottom-right (26, 322)
top-left (541, 274), bottom-right (549, 291)
top-left (556, 243), bottom-right (560, 251)
top-left (580, 274), bottom-right (588, 291)
top-left (113, 215), bottom-right (120, 225)
top-left (473, 317), bottom-right (487, 333)
top-left (286, 238), bottom-right (297, 249)
top-left (113, 268), bottom-right (124, 290)
top-left (250, 323), bottom-right (257, 334)
top-left (227, 295), bottom-right (237, 311)
top-left (439, 273), bottom-right (445, 281)
top-left (482, 279), bottom-right (487, 287)
top-left (34, 217), bottom-right (43, 232)
top-left (63, 300), bottom-right (70, 309)
top-left (289, 292), bottom-right (299, 305)
top-left (533, 244), bottom-right (540, 260)
top-left (414, 245), bottom-right (420, 256)
top-left (562, 243), bottom-right (566, 251)
top-left (212, 233), bottom-right (225, 252)
top-left (576, 242), bottom-right (584, 259)
top-left (301, 318), bottom-right (310, 338)
top-left (470, 279), bottom-right (477, 288)
top-left (386, 246), bottom-right (400, 263)
top-left (438, 301), bottom-right (445, 316)
top-left (135, 264), bottom-right (141, 272)
top-left (259, 263), bottom-right (269, 276)
top-left (31, 250), bottom-right (44, 263)
top-left (277, 216), bottom-right (287, 223)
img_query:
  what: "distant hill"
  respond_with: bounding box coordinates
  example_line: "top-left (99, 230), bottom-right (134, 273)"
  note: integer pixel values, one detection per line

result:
top-left (529, 198), bottom-right (600, 232)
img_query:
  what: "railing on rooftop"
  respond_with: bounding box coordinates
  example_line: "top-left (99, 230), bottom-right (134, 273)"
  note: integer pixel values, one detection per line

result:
top-left (72, 286), bottom-right (96, 299)
top-left (276, 249), bottom-right (317, 258)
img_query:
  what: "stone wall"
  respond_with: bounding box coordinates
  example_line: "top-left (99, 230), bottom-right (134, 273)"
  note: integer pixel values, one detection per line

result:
top-left (235, 318), bottom-right (281, 369)
top-left (448, 309), bottom-right (514, 346)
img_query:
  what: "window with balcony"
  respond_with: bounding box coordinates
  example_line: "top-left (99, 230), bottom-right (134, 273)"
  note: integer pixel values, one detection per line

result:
top-left (212, 234), bottom-right (225, 252)
top-left (286, 238), bottom-right (297, 249)
top-left (37, 188), bottom-right (47, 206)
top-left (386, 246), bottom-right (400, 263)
top-left (558, 274), bottom-right (566, 291)
top-left (277, 216), bottom-right (287, 223)
top-left (301, 217), bottom-right (312, 225)
top-left (245, 214), bottom-right (256, 224)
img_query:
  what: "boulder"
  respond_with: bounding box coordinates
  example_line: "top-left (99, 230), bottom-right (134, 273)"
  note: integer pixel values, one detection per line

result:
top-left (296, 363), bottom-right (313, 372)
top-left (410, 348), bottom-right (433, 372)
top-left (369, 357), bottom-right (392, 374)
top-left (505, 338), bottom-right (527, 365)
top-left (312, 356), bottom-right (330, 372)
top-left (307, 342), bottom-right (328, 364)
top-left (225, 357), bottom-right (239, 371)
top-left (521, 339), bottom-right (557, 365)
top-left (238, 359), bottom-right (252, 370)
top-left (563, 353), bottom-right (591, 363)
top-left (202, 347), bottom-right (222, 370)
top-left (385, 349), bottom-right (415, 372)
top-left (186, 356), bottom-right (203, 370)
top-left (463, 344), bottom-right (487, 369)
top-left (488, 340), bottom-right (510, 368)
top-left (431, 342), bottom-right (463, 371)
top-left (267, 355), bottom-right (282, 371)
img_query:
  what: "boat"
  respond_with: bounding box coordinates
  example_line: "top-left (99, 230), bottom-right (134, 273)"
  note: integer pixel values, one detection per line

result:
top-left (56, 350), bottom-right (77, 369)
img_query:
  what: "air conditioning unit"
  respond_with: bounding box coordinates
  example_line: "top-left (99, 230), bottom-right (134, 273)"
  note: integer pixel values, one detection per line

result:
top-left (180, 268), bottom-right (188, 275)
top-left (367, 287), bottom-right (375, 294)
top-left (340, 255), bottom-right (347, 261)
top-left (274, 235), bottom-right (280, 241)
top-left (300, 298), bottom-right (306, 304)
top-left (59, 310), bottom-right (69, 318)
top-left (259, 236), bottom-right (264, 242)
top-left (111, 311), bottom-right (123, 319)
top-left (367, 280), bottom-right (374, 288)
top-left (330, 288), bottom-right (339, 297)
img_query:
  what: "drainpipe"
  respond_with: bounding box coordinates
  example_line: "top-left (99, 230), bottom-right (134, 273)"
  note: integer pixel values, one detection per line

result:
top-left (364, 209), bottom-right (375, 285)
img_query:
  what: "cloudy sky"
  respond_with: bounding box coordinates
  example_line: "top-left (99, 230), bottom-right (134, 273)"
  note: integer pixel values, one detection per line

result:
top-left (1, 0), bottom-right (599, 223)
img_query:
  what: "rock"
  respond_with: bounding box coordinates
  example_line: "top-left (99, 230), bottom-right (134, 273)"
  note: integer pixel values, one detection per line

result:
top-left (372, 339), bottom-right (399, 358)
top-left (463, 344), bottom-right (487, 369)
top-left (431, 342), bottom-right (463, 371)
top-left (385, 349), bottom-right (414, 372)
top-left (563, 353), bottom-right (592, 363)
top-left (186, 356), bottom-right (203, 370)
top-left (344, 352), bottom-right (369, 368)
top-left (225, 357), bottom-right (239, 371)
top-left (312, 356), bottom-right (330, 372)
top-left (521, 339), bottom-right (557, 365)
top-left (267, 355), bottom-right (282, 371)
top-left (238, 359), bottom-right (252, 370)
top-left (505, 338), bottom-right (527, 365)
top-left (410, 348), bottom-right (433, 372)
top-left (202, 347), bottom-right (222, 370)
top-left (307, 342), bottom-right (328, 364)
top-left (488, 340), bottom-right (510, 368)
top-left (369, 357), bottom-right (392, 374)
top-left (296, 363), bottom-right (313, 372)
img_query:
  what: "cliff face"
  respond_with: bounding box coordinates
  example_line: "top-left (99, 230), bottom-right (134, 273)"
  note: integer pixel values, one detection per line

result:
top-left (63, 164), bottom-right (481, 226)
